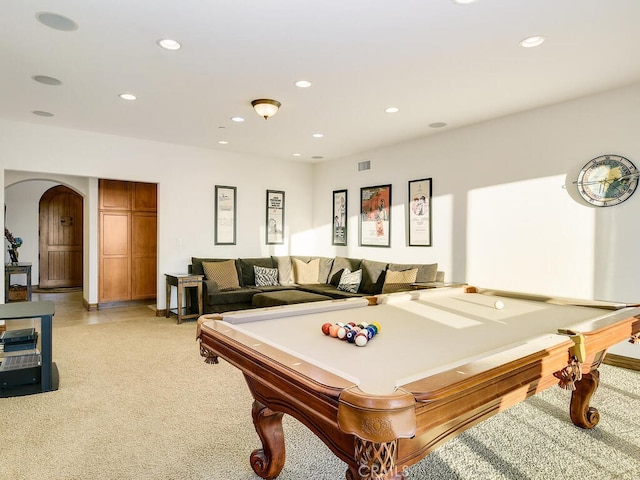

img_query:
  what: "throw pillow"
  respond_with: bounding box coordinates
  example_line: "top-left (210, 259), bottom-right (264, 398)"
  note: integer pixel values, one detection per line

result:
top-left (202, 260), bottom-right (240, 291)
top-left (254, 265), bottom-right (279, 287)
top-left (388, 262), bottom-right (438, 283)
top-left (337, 268), bottom-right (362, 293)
top-left (293, 258), bottom-right (320, 284)
top-left (382, 268), bottom-right (418, 294)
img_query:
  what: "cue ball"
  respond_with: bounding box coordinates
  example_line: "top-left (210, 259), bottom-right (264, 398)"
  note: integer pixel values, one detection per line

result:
top-left (494, 300), bottom-right (504, 310)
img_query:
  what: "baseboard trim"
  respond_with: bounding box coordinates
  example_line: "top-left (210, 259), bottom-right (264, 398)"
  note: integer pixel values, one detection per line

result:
top-left (97, 299), bottom-right (154, 310)
top-left (82, 299), bottom-right (98, 311)
top-left (604, 353), bottom-right (640, 371)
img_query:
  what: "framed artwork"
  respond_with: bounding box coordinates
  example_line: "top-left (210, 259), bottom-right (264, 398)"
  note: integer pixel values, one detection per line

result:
top-left (266, 190), bottom-right (285, 244)
top-left (214, 185), bottom-right (237, 245)
top-left (332, 189), bottom-right (348, 245)
top-left (408, 178), bottom-right (432, 246)
top-left (359, 184), bottom-right (391, 247)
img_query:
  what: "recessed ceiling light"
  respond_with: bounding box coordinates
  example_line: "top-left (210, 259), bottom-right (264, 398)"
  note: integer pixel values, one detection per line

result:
top-left (312, 133), bottom-right (324, 138)
top-left (519, 36), bottom-right (545, 48)
top-left (385, 107), bottom-right (399, 113)
top-left (35, 12), bottom-right (78, 31)
top-left (292, 153), bottom-right (302, 157)
top-left (218, 140), bottom-right (229, 145)
top-left (429, 122), bottom-right (447, 128)
top-left (32, 111), bottom-right (54, 117)
top-left (311, 156), bottom-right (324, 160)
top-left (119, 93), bottom-right (137, 101)
top-left (295, 80), bottom-right (312, 88)
top-left (230, 116), bottom-right (245, 122)
top-left (157, 39), bottom-right (181, 50)
top-left (32, 75), bottom-right (62, 86)
top-left (452, 0), bottom-right (477, 5)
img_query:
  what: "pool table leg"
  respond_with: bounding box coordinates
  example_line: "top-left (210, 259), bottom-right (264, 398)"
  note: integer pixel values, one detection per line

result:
top-left (570, 369), bottom-right (600, 429)
top-left (346, 438), bottom-right (405, 480)
top-left (250, 400), bottom-right (286, 480)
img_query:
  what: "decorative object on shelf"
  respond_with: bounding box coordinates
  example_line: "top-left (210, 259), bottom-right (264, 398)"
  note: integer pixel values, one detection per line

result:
top-left (359, 184), bottom-right (391, 247)
top-left (573, 154), bottom-right (639, 207)
top-left (332, 189), bottom-right (347, 246)
top-left (4, 227), bottom-right (23, 264)
top-left (408, 177), bottom-right (432, 246)
top-left (214, 185), bottom-right (237, 245)
top-left (266, 190), bottom-right (285, 245)
top-left (251, 99), bottom-right (281, 119)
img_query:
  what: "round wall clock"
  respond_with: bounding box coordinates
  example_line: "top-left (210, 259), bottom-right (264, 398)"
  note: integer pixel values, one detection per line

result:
top-left (574, 154), bottom-right (639, 207)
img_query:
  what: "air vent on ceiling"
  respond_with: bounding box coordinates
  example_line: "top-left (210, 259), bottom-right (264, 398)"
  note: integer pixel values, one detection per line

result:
top-left (358, 160), bottom-right (371, 171)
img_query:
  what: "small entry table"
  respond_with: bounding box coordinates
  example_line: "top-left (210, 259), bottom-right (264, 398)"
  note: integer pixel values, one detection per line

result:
top-left (165, 273), bottom-right (204, 324)
top-left (5, 262), bottom-right (32, 302)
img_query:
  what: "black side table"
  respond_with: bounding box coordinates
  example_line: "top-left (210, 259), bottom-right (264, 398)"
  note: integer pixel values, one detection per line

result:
top-left (0, 300), bottom-right (57, 397)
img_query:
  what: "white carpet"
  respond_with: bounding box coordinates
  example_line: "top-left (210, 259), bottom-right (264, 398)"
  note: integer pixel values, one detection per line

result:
top-left (1, 316), bottom-right (639, 479)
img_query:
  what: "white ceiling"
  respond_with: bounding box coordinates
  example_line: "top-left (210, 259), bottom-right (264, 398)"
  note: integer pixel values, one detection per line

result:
top-left (2, 0), bottom-right (640, 163)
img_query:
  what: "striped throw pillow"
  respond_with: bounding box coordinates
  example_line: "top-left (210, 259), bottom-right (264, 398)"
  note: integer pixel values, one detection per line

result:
top-left (254, 266), bottom-right (279, 287)
top-left (337, 268), bottom-right (362, 293)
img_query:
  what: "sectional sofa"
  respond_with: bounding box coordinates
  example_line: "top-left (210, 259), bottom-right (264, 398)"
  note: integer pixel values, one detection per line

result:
top-left (189, 256), bottom-right (444, 314)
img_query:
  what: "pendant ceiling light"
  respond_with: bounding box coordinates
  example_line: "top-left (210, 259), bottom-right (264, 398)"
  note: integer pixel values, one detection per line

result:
top-left (251, 99), bottom-right (281, 120)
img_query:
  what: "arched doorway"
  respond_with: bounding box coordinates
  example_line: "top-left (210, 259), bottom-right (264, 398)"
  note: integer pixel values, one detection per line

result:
top-left (39, 185), bottom-right (83, 288)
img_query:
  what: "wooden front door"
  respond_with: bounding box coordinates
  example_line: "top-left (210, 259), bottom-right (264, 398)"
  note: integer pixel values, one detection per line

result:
top-left (39, 185), bottom-right (83, 288)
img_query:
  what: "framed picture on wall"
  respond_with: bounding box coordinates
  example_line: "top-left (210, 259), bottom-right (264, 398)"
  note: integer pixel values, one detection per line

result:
top-left (214, 185), bottom-right (237, 245)
top-left (359, 184), bottom-right (391, 247)
top-left (332, 189), bottom-right (348, 245)
top-left (266, 189), bottom-right (285, 244)
top-left (408, 177), bottom-right (432, 246)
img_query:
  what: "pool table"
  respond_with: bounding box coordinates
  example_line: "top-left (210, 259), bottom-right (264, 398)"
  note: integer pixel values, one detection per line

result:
top-left (196, 286), bottom-right (640, 480)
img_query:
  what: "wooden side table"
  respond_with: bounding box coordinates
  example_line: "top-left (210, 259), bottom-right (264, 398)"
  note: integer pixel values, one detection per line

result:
top-left (165, 273), bottom-right (203, 324)
top-left (4, 263), bottom-right (32, 302)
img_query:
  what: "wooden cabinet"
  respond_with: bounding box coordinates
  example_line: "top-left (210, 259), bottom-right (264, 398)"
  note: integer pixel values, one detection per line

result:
top-left (99, 180), bottom-right (157, 303)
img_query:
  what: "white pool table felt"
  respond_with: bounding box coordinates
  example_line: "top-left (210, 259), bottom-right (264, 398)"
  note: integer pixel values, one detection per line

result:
top-left (210, 288), bottom-right (638, 395)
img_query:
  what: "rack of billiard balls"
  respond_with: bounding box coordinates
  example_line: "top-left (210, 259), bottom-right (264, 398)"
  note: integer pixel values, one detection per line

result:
top-left (321, 321), bottom-right (381, 347)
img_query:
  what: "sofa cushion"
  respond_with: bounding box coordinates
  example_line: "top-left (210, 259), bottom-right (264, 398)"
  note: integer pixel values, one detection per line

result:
top-left (359, 259), bottom-right (389, 294)
top-left (254, 266), bottom-right (279, 287)
top-left (328, 257), bottom-right (362, 286)
top-left (293, 258), bottom-right (320, 284)
top-left (382, 268), bottom-right (418, 293)
top-left (202, 260), bottom-right (240, 291)
top-left (388, 262), bottom-right (438, 283)
top-left (205, 287), bottom-right (258, 306)
top-left (253, 285), bottom-right (298, 293)
top-left (283, 284), bottom-right (366, 299)
top-left (252, 290), bottom-right (332, 308)
top-left (238, 257), bottom-right (276, 286)
top-left (273, 256), bottom-right (295, 285)
top-left (337, 268), bottom-right (362, 293)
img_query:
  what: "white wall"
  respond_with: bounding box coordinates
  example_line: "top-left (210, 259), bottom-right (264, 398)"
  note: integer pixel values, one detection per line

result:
top-left (312, 82), bottom-right (640, 358)
top-left (3, 84), bottom-right (639, 358)
top-left (1, 119), bottom-right (314, 308)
